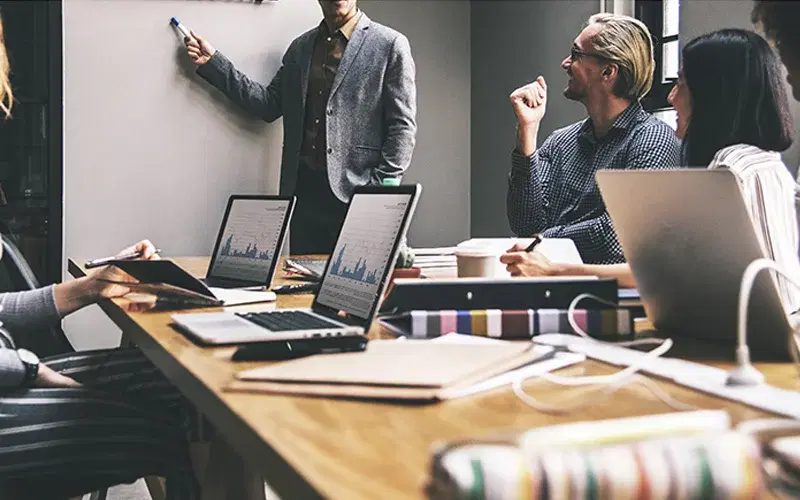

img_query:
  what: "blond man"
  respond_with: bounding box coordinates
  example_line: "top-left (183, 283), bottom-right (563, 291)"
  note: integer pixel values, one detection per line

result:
top-left (506, 14), bottom-right (680, 264)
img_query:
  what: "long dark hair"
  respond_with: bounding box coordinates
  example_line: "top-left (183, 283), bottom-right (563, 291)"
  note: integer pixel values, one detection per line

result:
top-left (681, 28), bottom-right (793, 166)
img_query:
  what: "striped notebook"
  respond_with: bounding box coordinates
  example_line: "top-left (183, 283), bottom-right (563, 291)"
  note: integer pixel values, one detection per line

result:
top-left (379, 308), bottom-right (635, 339)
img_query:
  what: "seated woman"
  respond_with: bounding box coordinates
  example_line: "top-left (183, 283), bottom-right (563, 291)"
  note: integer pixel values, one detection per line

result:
top-left (0, 16), bottom-right (200, 500)
top-left (0, 241), bottom-right (203, 499)
top-left (501, 28), bottom-right (800, 314)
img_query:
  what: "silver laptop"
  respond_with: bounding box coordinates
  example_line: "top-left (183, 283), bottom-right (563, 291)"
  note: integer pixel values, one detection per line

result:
top-left (596, 169), bottom-right (792, 359)
top-left (202, 195), bottom-right (295, 289)
top-left (171, 184), bottom-right (422, 344)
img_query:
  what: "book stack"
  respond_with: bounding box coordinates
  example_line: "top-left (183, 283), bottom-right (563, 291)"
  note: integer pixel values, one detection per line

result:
top-left (413, 247), bottom-right (457, 278)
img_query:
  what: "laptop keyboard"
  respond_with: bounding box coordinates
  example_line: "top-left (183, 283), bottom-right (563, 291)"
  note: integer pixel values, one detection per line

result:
top-left (236, 310), bottom-right (341, 331)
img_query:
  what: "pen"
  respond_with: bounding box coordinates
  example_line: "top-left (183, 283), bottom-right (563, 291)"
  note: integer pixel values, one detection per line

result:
top-left (85, 248), bottom-right (162, 269)
top-left (524, 234), bottom-right (543, 252)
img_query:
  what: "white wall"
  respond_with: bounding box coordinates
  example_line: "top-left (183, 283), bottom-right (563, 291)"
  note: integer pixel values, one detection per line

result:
top-left (680, 0), bottom-right (800, 176)
top-left (63, 0), bottom-right (319, 348)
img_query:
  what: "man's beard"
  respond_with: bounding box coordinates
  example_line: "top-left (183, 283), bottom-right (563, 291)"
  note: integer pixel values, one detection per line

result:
top-left (563, 78), bottom-right (584, 101)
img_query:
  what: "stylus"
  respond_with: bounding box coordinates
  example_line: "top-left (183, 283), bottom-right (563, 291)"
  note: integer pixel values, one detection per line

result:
top-left (85, 248), bottom-right (162, 269)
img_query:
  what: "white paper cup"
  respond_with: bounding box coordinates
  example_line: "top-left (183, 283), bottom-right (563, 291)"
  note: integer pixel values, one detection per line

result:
top-left (454, 245), bottom-right (509, 278)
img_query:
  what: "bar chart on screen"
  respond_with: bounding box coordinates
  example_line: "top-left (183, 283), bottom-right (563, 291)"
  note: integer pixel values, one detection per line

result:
top-left (212, 200), bottom-right (288, 281)
top-left (316, 194), bottom-right (411, 318)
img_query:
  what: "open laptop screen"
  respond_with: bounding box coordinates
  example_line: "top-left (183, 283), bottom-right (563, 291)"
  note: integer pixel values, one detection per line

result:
top-left (207, 197), bottom-right (293, 285)
top-left (314, 190), bottom-right (417, 320)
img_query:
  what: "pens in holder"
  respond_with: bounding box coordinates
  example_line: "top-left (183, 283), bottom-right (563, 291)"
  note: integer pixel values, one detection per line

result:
top-left (85, 248), bottom-right (162, 269)
top-left (524, 234), bottom-right (542, 252)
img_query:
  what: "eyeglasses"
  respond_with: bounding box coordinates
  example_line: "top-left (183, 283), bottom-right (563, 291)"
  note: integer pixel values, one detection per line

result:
top-left (570, 47), bottom-right (611, 62)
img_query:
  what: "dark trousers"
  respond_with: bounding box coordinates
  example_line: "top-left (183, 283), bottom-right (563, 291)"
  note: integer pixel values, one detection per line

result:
top-left (0, 348), bottom-right (200, 500)
top-left (290, 164), bottom-right (348, 256)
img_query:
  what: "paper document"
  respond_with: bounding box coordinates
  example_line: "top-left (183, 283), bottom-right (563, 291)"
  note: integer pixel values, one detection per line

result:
top-left (413, 247), bottom-right (456, 256)
top-left (208, 287), bottom-right (276, 306)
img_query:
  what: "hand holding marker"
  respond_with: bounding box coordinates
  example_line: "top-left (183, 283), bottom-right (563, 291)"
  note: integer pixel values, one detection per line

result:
top-left (170, 17), bottom-right (192, 39)
top-left (172, 17), bottom-right (217, 66)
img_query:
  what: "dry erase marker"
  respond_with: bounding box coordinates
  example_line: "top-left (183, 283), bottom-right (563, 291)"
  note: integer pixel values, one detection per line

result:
top-left (170, 17), bottom-right (192, 39)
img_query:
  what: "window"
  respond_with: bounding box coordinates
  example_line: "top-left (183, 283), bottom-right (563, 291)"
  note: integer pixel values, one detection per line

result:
top-left (636, 0), bottom-right (680, 112)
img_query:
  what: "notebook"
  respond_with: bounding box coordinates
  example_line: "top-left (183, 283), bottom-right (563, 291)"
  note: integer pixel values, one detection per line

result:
top-left (227, 338), bottom-right (583, 402)
top-left (106, 259), bottom-right (276, 307)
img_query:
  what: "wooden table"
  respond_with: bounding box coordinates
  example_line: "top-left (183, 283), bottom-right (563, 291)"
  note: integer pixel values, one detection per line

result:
top-left (68, 257), bottom-right (800, 500)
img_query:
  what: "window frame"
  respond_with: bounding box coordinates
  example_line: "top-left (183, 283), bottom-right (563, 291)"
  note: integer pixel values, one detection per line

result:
top-left (636, 0), bottom-right (679, 112)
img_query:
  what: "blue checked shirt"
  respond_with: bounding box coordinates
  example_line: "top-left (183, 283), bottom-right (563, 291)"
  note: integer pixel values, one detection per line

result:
top-left (507, 101), bottom-right (681, 264)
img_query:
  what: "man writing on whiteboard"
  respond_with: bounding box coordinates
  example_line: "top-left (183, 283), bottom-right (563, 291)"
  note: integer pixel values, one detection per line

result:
top-left (182, 0), bottom-right (417, 254)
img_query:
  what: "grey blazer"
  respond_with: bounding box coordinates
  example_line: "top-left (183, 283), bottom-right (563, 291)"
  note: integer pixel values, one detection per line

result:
top-left (197, 13), bottom-right (417, 202)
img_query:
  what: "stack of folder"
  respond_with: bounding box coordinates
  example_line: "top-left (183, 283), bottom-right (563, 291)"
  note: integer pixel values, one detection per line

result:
top-left (379, 308), bottom-right (634, 339)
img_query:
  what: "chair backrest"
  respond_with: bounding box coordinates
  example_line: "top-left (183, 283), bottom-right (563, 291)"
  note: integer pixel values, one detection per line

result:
top-left (0, 234), bottom-right (74, 356)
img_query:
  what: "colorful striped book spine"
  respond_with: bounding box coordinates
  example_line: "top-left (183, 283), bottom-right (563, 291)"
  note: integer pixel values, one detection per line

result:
top-left (405, 308), bottom-right (633, 339)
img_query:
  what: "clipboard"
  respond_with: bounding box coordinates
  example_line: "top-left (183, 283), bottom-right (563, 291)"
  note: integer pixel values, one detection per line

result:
top-left (108, 259), bottom-right (275, 307)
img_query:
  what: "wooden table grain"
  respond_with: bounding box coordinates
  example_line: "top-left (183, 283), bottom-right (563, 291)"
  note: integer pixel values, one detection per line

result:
top-left (68, 256), bottom-right (799, 500)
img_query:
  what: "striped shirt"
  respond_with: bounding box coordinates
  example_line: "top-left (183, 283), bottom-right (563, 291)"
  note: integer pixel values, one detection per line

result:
top-left (507, 101), bottom-right (681, 264)
top-left (709, 144), bottom-right (800, 314)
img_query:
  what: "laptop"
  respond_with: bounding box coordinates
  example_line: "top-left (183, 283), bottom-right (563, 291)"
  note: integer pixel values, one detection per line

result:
top-left (171, 184), bottom-right (422, 344)
top-left (596, 169), bottom-right (793, 359)
top-left (202, 195), bottom-right (295, 289)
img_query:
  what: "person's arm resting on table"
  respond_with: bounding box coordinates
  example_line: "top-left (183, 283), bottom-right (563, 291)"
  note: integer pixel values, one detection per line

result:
top-left (500, 244), bottom-right (636, 287)
top-left (501, 124), bottom-right (680, 281)
top-left (0, 240), bottom-right (158, 390)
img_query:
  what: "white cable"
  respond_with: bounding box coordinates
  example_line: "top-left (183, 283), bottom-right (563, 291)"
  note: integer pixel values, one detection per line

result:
top-left (731, 258), bottom-right (800, 386)
top-left (567, 292), bottom-right (664, 348)
top-left (510, 292), bottom-right (697, 412)
top-left (538, 337), bottom-right (673, 386)
top-left (513, 373), bottom-right (699, 414)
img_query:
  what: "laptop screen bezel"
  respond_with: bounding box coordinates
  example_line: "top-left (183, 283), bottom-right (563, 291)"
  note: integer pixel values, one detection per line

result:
top-left (310, 184), bottom-right (421, 328)
top-left (206, 195), bottom-right (296, 287)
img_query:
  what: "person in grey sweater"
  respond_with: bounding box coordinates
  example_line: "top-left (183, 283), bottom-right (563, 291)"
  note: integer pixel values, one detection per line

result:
top-left (0, 240), bottom-right (201, 499)
top-left (0, 15), bottom-right (200, 498)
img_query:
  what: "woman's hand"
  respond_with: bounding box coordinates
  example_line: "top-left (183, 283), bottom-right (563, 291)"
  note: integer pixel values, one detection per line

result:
top-left (89, 240), bottom-right (160, 299)
top-left (34, 363), bottom-right (81, 388)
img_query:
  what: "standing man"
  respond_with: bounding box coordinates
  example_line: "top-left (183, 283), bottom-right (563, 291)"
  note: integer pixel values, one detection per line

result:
top-left (183, 0), bottom-right (417, 254)
top-left (506, 13), bottom-right (680, 264)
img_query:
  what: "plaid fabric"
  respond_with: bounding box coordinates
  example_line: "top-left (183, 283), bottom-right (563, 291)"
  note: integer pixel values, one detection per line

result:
top-left (399, 308), bottom-right (633, 339)
top-left (507, 101), bottom-right (681, 264)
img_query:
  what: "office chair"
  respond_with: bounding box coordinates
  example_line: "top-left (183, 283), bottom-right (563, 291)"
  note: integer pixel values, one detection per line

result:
top-left (0, 233), bottom-right (74, 356)
top-left (0, 234), bottom-right (110, 500)
top-left (0, 235), bottom-right (169, 500)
